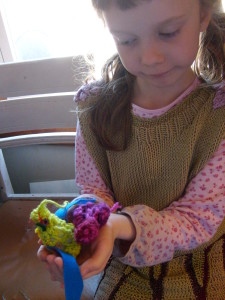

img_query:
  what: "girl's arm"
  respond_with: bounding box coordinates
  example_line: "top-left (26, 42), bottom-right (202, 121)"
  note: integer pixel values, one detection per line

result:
top-left (37, 212), bottom-right (136, 281)
top-left (78, 213), bottom-right (136, 279)
top-left (75, 121), bottom-right (115, 206)
top-left (119, 139), bottom-right (225, 266)
top-left (76, 122), bottom-right (225, 267)
top-left (37, 123), bottom-right (225, 281)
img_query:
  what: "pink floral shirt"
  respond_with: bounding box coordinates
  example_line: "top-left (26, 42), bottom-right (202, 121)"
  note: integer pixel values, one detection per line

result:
top-left (75, 79), bottom-right (225, 267)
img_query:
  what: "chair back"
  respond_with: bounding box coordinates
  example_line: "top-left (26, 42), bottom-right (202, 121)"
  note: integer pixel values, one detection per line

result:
top-left (0, 56), bottom-right (88, 201)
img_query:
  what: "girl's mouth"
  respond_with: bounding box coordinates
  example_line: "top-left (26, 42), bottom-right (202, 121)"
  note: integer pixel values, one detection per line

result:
top-left (144, 69), bottom-right (171, 78)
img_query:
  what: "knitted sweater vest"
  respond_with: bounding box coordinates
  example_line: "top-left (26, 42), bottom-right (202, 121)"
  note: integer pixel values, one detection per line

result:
top-left (77, 87), bottom-right (225, 210)
top-left (77, 86), bottom-right (225, 299)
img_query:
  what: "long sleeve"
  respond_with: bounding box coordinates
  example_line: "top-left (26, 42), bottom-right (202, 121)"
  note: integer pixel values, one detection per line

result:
top-left (75, 117), bottom-right (225, 266)
top-left (75, 121), bottom-right (115, 207)
top-left (119, 139), bottom-right (225, 267)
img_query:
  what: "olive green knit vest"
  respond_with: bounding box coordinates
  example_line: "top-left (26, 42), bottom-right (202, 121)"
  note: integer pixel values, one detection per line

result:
top-left (77, 87), bottom-right (225, 299)
top-left (77, 87), bottom-right (225, 211)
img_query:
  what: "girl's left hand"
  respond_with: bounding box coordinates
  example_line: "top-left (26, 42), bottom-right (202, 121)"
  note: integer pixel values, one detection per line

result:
top-left (37, 222), bottom-right (115, 282)
top-left (79, 217), bottom-right (116, 279)
top-left (80, 213), bottom-right (136, 279)
top-left (37, 213), bottom-right (136, 281)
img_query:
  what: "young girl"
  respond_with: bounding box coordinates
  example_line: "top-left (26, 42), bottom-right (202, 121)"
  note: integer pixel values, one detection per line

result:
top-left (38, 0), bottom-right (225, 298)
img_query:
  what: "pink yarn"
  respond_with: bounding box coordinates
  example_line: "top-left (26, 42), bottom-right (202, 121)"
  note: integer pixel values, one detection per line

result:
top-left (91, 203), bottom-right (111, 226)
top-left (72, 208), bottom-right (86, 227)
top-left (71, 201), bottom-right (121, 244)
top-left (75, 218), bottom-right (99, 244)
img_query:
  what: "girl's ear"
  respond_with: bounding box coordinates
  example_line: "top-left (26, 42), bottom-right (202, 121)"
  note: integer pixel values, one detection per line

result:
top-left (200, 7), bottom-right (212, 32)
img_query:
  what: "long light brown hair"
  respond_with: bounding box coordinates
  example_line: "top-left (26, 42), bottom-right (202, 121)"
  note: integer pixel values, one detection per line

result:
top-left (88, 0), bottom-right (225, 151)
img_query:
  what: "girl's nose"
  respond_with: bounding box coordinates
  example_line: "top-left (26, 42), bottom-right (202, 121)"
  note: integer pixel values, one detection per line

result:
top-left (140, 41), bottom-right (165, 66)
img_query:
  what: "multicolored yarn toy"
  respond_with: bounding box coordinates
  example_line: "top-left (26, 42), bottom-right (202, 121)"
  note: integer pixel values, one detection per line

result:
top-left (69, 201), bottom-right (121, 244)
top-left (30, 199), bottom-right (121, 255)
top-left (30, 199), bottom-right (81, 257)
top-left (30, 198), bottom-right (121, 300)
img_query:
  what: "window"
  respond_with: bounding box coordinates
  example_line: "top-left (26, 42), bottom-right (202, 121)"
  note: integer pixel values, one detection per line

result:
top-left (0, 0), bottom-right (116, 74)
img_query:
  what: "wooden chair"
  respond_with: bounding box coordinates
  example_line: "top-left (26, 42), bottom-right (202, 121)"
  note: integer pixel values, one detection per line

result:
top-left (0, 56), bottom-right (99, 299)
top-left (0, 55), bottom-right (89, 201)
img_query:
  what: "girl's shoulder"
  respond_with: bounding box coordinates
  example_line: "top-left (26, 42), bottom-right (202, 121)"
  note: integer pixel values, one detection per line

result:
top-left (74, 80), bottom-right (103, 103)
top-left (213, 83), bottom-right (225, 110)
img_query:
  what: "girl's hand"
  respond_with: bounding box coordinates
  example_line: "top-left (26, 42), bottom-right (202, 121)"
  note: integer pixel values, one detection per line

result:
top-left (79, 213), bottom-right (136, 279)
top-left (37, 242), bottom-right (64, 287)
top-left (37, 242), bottom-right (95, 286)
top-left (79, 218), bottom-right (116, 279)
top-left (37, 213), bottom-right (136, 282)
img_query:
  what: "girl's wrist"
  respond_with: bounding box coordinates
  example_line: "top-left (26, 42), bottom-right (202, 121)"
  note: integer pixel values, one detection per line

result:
top-left (108, 213), bottom-right (136, 242)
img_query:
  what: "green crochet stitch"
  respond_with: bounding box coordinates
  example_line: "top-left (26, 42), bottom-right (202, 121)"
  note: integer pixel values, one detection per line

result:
top-left (30, 199), bottom-right (81, 257)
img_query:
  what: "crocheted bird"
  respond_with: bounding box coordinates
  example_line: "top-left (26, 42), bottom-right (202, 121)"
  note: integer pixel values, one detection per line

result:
top-left (30, 199), bottom-right (81, 257)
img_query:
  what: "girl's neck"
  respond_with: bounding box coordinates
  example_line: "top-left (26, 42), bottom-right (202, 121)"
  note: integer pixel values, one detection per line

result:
top-left (133, 70), bottom-right (196, 110)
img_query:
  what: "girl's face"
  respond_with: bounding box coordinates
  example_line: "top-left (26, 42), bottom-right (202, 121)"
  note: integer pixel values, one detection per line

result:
top-left (103, 0), bottom-right (211, 94)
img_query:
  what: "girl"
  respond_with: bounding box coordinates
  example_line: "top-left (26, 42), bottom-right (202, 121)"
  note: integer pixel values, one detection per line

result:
top-left (38, 0), bottom-right (225, 298)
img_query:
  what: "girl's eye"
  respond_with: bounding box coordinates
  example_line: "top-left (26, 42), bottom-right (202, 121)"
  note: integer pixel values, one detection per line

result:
top-left (119, 38), bottom-right (137, 46)
top-left (159, 29), bottom-right (180, 38)
top-left (42, 218), bottom-right (49, 225)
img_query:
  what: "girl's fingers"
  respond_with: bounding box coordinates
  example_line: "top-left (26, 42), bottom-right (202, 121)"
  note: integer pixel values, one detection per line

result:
top-left (46, 253), bottom-right (57, 264)
top-left (80, 240), bottom-right (112, 279)
top-left (37, 245), bottom-right (64, 284)
top-left (55, 256), bottom-right (64, 272)
top-left (60, 282), bottom-right (65, 289)
top-left (80, 257), bottom-right (108, 279)
top-left (46, 254), bottom-right (64, 283)
top-left (37, 245), bottom-right (57, 261)
top-left (37, 245), bottom-right (49, 262)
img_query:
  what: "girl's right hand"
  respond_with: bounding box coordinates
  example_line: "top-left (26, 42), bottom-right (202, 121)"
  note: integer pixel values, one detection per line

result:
top-left (37, 242), bottom-right (92, 286)
top-left (37, 213), bottom-right (136, 282)
top-left (37, 243), bottom-right (64, 288)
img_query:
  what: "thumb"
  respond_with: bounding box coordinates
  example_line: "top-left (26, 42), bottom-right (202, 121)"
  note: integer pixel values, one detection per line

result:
top-left (80, 257), bottom-right (102, 279)
top-left (79, 245), bottom-right (112, 279)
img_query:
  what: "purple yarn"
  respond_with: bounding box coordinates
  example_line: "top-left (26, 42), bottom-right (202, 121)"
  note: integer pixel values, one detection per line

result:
top-left (91, 203), bottom-right (111, 226)
top-left (75, 217), bottom-right (99, 244)
top-left (72, 202), bottom-right (95, 227)
top-left (71, 201), bottom-right (121, 244)
top-left (81, 202), bottom-right (95, 211)
top-left (72, 211), bottom-right (86, 227)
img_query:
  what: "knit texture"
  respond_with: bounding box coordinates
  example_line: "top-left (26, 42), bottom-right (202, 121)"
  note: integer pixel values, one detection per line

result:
top-left (96, 231), bottom-right (225, 300)
top-left (77, 86), bottom-right (225, 299)
top-left (30, 199), bottom-right (121, 254)
top-left (70, 201), bottom-right (121, 244)
top-left (77, 87), bottom-right (225, 210)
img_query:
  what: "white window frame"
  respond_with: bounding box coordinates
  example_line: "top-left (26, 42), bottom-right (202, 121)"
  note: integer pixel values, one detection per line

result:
top-left (0, 6), bottom-right (15, 63)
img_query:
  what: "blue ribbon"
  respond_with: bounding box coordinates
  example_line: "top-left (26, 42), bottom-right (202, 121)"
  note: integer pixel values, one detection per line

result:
top-left (55, 198), bottom-right (96, 221)
top-left (49, 247), bottom-right (83, 300)
top-left (52, 198), bottom-right (96, 300)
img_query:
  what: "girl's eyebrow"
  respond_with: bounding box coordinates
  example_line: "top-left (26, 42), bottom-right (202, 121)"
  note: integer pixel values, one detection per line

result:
top-left (110, 30), bottom-right (134, 35)
top-left (110, 15), bottom-right (186, 35)
top-left (159, 14), bottom-right (186, 26)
